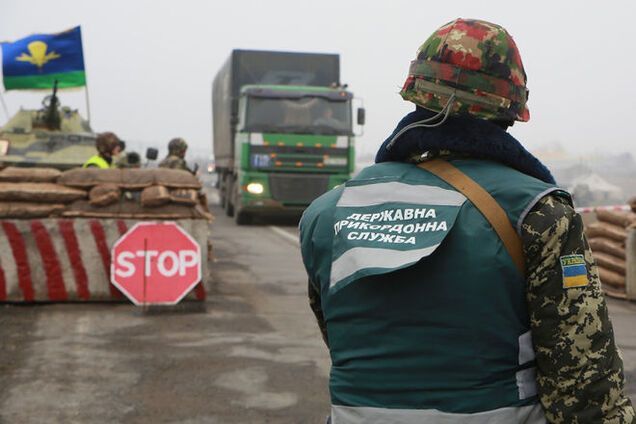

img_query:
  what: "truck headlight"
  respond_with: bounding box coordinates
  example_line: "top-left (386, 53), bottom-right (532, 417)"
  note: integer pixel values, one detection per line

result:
top-left (246, 182), bottom-right (264, 195)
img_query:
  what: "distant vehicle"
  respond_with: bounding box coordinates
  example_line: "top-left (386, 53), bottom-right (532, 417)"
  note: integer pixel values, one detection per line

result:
top-left (212, 49), bottom-right (364, 224)
top-left (0, 81), bottom-right (96, 169)
top-left (207, 159), bottom-right (215, 174)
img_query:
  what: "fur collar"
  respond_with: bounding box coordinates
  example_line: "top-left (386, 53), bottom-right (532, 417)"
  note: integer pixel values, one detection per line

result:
top-left (375, 107), bottom-right (555, 184)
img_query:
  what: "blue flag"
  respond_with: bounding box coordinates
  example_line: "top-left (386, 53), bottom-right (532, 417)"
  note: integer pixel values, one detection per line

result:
top-left (1, 26), bottom-right (86, 90)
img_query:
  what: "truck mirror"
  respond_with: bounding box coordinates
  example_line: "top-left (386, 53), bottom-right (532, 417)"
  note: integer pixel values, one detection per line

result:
top-left (145, 147), bottom-right (159, 161)
top-left (357, 107), bottom-right (366, 126)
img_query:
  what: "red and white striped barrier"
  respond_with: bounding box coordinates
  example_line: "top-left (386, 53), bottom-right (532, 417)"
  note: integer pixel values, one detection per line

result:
top-left (575, 205), bottom-right (631, 214)
top-left (0, 218), bottom-right (209, 302)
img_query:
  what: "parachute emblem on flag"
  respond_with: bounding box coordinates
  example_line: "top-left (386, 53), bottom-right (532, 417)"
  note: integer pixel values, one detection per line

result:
top-left (16, 41), bottom-right (61, 69)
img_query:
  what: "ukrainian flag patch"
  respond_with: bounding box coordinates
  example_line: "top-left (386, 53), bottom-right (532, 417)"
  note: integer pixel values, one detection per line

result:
top-left (560, 254), bottom-right (589, 288)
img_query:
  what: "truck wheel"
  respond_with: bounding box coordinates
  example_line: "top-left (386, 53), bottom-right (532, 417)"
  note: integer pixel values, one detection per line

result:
top-left (219, 175), bottom-right (227, 209)
top-left (224, 178), bottom-right (234, 217)
top-left (225, 196), bottom-right (234, 217)
top-left (235, 210), bottom-right (251, 225)
top-left (220, 191), bottom-right (226, 209)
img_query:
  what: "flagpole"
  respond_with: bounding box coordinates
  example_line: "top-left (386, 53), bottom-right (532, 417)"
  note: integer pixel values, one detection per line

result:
top-left (0, 89), bottom-right (9, 122)
top-left (84, 81), bottom-right (92, 124)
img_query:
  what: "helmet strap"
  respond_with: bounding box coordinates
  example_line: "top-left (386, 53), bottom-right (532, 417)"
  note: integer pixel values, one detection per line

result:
top-left (386, 93), bottom-right (456, 150)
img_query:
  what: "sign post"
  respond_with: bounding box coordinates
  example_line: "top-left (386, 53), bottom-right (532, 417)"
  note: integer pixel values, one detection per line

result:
top-left (111, 222), bottom-right (202, 305)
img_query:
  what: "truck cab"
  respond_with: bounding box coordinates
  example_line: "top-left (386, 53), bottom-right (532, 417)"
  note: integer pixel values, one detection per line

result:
top-left (213, 49), bottom-right (363, 224)
top-left (225, 84), bottom-right (356, 222)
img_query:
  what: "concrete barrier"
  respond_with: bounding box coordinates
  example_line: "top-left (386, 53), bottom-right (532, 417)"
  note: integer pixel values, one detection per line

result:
top-left (0, 218), bottom-right (210, 302)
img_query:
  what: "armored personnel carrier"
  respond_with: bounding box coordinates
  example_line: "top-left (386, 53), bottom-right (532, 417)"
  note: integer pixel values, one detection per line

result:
top-left (0, 82), bottom-right (95, 169)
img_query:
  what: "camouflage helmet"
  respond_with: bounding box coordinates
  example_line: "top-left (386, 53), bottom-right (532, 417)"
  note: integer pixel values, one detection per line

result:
top-left (95, 132), bottom-right (121, 157)
top-left (400, 18), bottom-right (529, 123)
top-left (168, 137), bottom-right (188, 157)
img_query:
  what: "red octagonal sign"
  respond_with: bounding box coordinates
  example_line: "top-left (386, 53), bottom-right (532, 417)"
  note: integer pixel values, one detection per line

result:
top-left (111, 222), bottom-right (201, 305)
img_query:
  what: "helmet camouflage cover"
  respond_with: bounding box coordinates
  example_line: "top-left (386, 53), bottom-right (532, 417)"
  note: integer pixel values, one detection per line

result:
top-left (96, 132), bottom-right (121, 156)
top-left (168, 137), bottom-right (188, 156)
top-left (400, 18), bottom-right (529, 123)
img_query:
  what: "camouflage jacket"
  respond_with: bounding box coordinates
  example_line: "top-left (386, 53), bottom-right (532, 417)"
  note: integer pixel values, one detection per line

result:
top-left (522, 195), bottom-right (634, 423)
top-left (158, 155), bottom-right (189, 171)
top-left (308, 194), bottom-right (635, 423)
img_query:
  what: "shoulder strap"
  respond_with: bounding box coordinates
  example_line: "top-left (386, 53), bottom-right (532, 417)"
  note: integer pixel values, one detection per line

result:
top-left (417, 159), bottom-right (525, 275)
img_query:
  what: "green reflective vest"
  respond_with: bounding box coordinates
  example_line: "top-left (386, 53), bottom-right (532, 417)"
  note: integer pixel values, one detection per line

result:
top-left (300, 159), bottom-right (569, 423)
top-left (82, 155), bottom-right (111, 169)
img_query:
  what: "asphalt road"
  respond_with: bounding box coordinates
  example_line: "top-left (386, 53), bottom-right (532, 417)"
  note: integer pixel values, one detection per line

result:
top-left (0, 191), bottom-right (635, 423)
top-left (0, 200), bottom-right (330, 423)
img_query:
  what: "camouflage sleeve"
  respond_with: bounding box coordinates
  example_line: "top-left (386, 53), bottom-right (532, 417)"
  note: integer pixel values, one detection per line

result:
top-left (521, 195), bottom-right (634, 423)
top-left (158, 156), bottom-right (189, 171)
top-left (308, 279), bottom-right (329, 347)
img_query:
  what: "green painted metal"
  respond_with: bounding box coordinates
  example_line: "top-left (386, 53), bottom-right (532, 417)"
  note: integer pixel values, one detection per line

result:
top-left (4, 71), bottom-right (86, 90)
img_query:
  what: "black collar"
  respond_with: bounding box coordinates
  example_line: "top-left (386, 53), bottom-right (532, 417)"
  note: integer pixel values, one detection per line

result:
top-left (375, 107), bottom-right (556, 184)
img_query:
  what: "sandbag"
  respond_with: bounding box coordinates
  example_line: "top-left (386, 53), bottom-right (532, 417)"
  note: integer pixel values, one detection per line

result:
top-left (592, 251), bottom-right (626, 275)
top-left (0, 182), bottom-right (87, 203)
top-left (597, 266), bottom-right (625, 289)
top-left (197, 192), bottom-right (212, 215)
top-left (170, 188), bottom-right (198, 205)
top-left (89, 184), bottom-right (121, 207)
top-left (0, 167), bottom-right (61, 183)
top-left (194, 204), bottom-right (214, 222)
top-left (0, 202), bottom-right (65, 218)
top-left (63, 199), bottom-right (207, 219)
top-left (595, 210), bottom-right (636, 228)
top-left (58, 168), bottom-right (201, 190)
top-left (588, 238), bottom-right (626, 260)
top-left (198, 192), bottom-right (208, 208)
top-left (141, 186), bottom-right (171, 207)
top-left (602, 284), bottom-right (627, 300)
top-left (585, 222), bottom-right (626, 243)
top-left (58, 168), bottom-right (147, 188)
top-left (152, 169), bottom-right (201, 189)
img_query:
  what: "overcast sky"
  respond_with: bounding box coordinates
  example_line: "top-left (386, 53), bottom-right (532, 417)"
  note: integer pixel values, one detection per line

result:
top-left (2, 0), bottom-right (635, 160)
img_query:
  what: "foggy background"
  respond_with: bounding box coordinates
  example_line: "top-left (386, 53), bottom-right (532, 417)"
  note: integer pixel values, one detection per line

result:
top-left (2, 0), bottom-right (636, 204)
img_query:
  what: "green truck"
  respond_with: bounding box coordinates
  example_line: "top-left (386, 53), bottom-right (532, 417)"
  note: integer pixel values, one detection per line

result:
top-left (212, 49), bottom-right (364, 224)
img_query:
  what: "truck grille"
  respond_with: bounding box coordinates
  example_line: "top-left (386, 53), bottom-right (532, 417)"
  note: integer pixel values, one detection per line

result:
top-left (269, 173), bottom-right (330, 205)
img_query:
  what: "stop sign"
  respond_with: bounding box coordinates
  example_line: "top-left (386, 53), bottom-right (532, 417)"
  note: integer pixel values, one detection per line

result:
top-left (111, 222), bottom-right (202, 305)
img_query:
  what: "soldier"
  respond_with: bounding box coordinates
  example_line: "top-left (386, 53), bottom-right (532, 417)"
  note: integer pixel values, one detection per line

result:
top-left (83, 132), bottom-right (122, 169)
top-left (158, 137), bottom-right (190, 171)
top-left (299, 19), bottom-right (634, 423)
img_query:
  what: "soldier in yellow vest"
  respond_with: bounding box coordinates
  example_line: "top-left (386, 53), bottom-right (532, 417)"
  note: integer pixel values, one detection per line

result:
top-left (83, 132), bottom-right (122, 169)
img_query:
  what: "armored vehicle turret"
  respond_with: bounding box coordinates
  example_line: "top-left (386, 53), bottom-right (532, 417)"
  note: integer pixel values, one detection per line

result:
top-left (0, 83), bottom-right (96, 169)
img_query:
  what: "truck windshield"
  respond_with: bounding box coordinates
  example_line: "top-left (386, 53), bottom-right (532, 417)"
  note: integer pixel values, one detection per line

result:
top-left (245, 96), bottom-right (351, 135)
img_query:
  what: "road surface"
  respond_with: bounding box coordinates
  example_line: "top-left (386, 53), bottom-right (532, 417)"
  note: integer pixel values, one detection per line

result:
top-left (0, 191), bottom-right (635, 423)
top-left (0, 198), bottom-right (330, 423)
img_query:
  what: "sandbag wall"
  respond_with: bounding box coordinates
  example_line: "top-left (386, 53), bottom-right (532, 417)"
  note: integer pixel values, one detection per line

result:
top-left (586, 210), bottom-right (636, 299)
top-left (0, 166), bottom-right (213, 220)
top-left (0, 167), bottom-right (213, 302)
